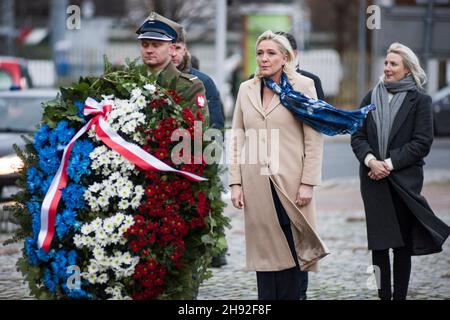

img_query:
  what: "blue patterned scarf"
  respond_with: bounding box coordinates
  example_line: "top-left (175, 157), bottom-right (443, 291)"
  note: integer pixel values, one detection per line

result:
top-left (263, 73), bottom-right (375, 136)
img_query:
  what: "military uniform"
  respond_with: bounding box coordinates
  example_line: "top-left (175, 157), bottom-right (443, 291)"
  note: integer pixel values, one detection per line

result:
top-left (156, 62), bottom-right (209, 123)
top-left (136, 12), bottom-right (209, 124)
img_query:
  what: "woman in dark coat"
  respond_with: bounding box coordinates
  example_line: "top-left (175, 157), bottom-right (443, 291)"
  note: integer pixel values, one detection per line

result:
top-left (351, 42), bottom-right (450, 300)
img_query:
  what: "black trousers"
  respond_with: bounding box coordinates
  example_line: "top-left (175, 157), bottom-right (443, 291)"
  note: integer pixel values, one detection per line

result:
top-left (256, 182), bottom-right (308, 300)
top-left (372, 183), bottom-right (413, 300)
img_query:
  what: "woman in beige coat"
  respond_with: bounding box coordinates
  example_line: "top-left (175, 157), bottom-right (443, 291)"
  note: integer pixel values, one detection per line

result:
top-left (228, 30), bottom-right (329, 300)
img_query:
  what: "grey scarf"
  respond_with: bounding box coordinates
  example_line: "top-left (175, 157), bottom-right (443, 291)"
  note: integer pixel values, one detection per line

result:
top-left (371, 75), bottom-right (417, 159)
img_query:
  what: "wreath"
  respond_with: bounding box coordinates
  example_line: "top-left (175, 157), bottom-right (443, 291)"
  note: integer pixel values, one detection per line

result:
top-left (7, 59), bottom-right (229, 300)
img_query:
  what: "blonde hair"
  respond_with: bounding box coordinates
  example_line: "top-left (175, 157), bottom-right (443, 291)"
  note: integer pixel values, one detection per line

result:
top-left (383, 42), bottom-right (427, 89)
top-left (254, 30), bottom-right (297, 80)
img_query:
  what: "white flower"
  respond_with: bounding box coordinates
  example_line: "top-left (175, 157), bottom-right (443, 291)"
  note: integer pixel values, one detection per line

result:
top-left (113, 213), bottom-right (125, 226)
top-left (121, 252), bottom-right (132, 265)
top-left (73, 234), bottom-right (83, 247)
top-left (91, 218), bottom-right (102, 230)
top-left (103, 219), bottom-right (116, 233)
top-left (110, 172), bottom-right (122, 181)
top-left (118, 225), bottom-right (129, 236)
top-left (135, 96), bottom-right (146, 108)
top-left (110, 233), bottom-right (120, 244)
top-left (103, 184), bottom-right (116, 198)
top-left (105, 287), bottom-right (114, 295)
top-left (88, 198), bottom-right (100, 212)
top-left (130, 196), bottom-right (141, 209)
top-left (97, 196), bottom-right (109, 208)
top-left (86, 236), bottom-right (96, 248)
top-left (97, 273), bottom-right (109, 284)
top-left (93, 247), bottom-right (105, 260)
top-left (88, 182), bottom-right (102, 193)
top-left (95, 228), bottom-right (107, 240)
top-left (98, 256), bottom-right (110, 266)
top-left (134, 185), bottom-right (144, 196)
top-left (98, 154), bottom-right (110, 166)
top-left (118, 199), bottom-right (130, 210)
top-left (110, 256), bottom-right (121, 268)
top-left (86, 273), bottom-right (97, 284)
top-left (81, 224), bottom-right (93, 235)
top-left (123, 216), bottom-right (134, 228)
top-left (118, 187), bottom-right (131, 199)
top-left (144, 83), bottom-right (156, 93)
top-left (131, 88), bottom-right (142, 98)
top-left (88, 262), bottom-right (99, 274)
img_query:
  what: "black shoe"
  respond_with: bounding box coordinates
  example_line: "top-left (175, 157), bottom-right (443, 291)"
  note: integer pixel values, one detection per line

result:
top-left (210, 254), bottom-right (227, 268)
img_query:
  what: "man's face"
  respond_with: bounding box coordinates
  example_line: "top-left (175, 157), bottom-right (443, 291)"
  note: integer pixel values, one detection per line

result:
top-left (140, 39), bottom-right (174, 70)
top-left (171, 42), bottom-right (187, 68)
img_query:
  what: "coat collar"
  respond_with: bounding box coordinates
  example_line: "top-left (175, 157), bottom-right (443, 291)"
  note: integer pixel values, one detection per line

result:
top-left (387, 90), bottom-right (417, 146)
top-left (365, 90), bottom-right (417, 158)
top-left (247, 75), bottom-right (297, 117)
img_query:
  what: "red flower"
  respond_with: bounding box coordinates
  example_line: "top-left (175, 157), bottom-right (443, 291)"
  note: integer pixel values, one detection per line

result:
top-left (155, 148), bottom-right (169, 160)
top-left (196, 109), bottom-right (204, 121)
top-left (134, 215), bottom-right (145, 225)
top-left (149, 100), bottom-right (159, 109)
top-left (130, 240), bottom-right (141, 252)
top-left (182, 108), bottom-right (195, 125)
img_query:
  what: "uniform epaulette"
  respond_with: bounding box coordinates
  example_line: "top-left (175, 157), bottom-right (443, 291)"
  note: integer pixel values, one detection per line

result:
top-left (180, 73), bottom-right (198, 82)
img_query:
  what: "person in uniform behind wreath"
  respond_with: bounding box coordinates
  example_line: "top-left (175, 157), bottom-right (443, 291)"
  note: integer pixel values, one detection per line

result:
top-left (170, 27), bottom-right (228, 268)
top-left (136, 12), bottom-right (209, 121)
top-left (135, 12), bottom-right (209, 298)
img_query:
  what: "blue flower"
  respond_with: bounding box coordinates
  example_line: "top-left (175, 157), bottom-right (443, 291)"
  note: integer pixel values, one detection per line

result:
top-left (61, 184), bottom-right (86, 211)
top-left (61, 209), bottom-right (77, 226)
top-left (31, 214), bottom-right (41, 238)
top-left (67, 250), bottom-right (77, 266)
top-left (55, 215), bottom-right (69, 240)
top-left (26, 200), bottom-right (40, 216)
top-left (33, 124), bottom-right (50, 151)
top-left (74, 101), bottom-right (86, 121)
top-left (43, 268), bottom-right (58, 294)
top-left (39, 175), bottom-right (54, 195)
top-left (38, 146), bottom-right (60, 176)
top-left (36, 248), bottom-right (52, 262)
top-left (24, 237), bottom-right (39, 266)
top-left (26, 167), bottom-right (44, 194)
top-left (50, 121), bottom-right (75, 148)
top-left (67, 140), bottom-right (94, 183)
top-left (61, 282), bottom-right (92, 299)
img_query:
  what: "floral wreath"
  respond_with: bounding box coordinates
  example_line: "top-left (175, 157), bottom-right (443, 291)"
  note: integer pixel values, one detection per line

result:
top-left (8, 59), bottom-right (229, 300)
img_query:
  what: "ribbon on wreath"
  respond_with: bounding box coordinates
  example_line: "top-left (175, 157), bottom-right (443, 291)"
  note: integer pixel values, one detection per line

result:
top-left (37, 97), bottom-right (207, 252)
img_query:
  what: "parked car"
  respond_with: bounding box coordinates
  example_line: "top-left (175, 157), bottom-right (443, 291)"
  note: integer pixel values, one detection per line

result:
top-left (0, 56), bottom-right (33, 91)
top-left (0, 89), bottom-right (58, 201)
top-left (432, 85), bottom-right (450, 137)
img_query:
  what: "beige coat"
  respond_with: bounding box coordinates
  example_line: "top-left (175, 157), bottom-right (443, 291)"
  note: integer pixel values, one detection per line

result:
top-left (228, 74), bottom-right (329, 272)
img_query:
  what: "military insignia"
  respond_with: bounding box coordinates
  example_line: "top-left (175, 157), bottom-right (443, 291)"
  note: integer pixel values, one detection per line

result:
top-left (196, 94), bottom-right (206, 108)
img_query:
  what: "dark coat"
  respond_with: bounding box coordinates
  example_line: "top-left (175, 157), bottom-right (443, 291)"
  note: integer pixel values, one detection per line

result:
top-left (189, 68), bottom-right (225, 129)
top-left (351, 89), bottom-right (450, 255)
top-left (297, 69), bottom-right (325, 100)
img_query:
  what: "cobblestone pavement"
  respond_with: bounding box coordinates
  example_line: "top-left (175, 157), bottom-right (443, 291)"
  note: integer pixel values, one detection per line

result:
top-left (1, 181), bottom-right (449, 300)
top-left (197, 181), bottom-right (450, 300)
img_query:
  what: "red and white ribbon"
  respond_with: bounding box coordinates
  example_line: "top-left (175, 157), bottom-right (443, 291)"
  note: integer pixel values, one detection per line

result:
top-left (38, 97), bottom-right (207, 252)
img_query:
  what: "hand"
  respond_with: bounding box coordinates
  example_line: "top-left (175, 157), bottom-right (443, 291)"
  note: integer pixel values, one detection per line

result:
top-left (231, 185), bottom-right (244, 209)
top-left (368, 159), bottom-right (390, 180)
top-left (295, 184), bottom-right (313, 207)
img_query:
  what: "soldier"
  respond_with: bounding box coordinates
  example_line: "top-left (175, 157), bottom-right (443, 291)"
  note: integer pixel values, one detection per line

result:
top-left (136, 12), bottom-right (209, 121)
top-left (171, 27), bottom-right (228, 268)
